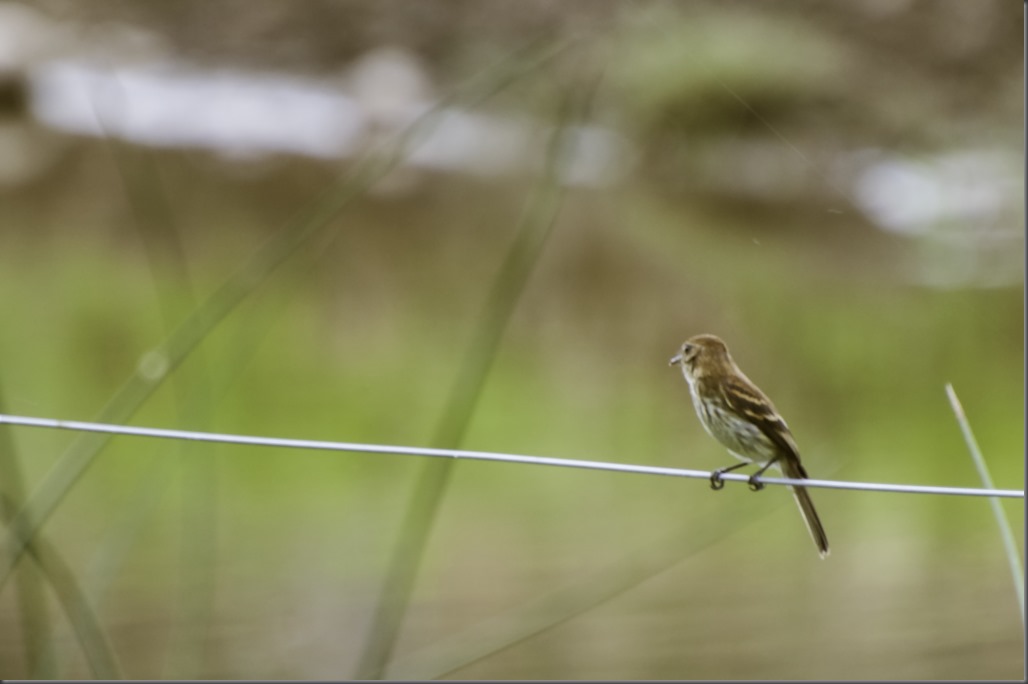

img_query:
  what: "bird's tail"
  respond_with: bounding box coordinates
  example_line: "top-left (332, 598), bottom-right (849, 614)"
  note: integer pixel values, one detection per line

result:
top-left (782, 460), bottom-right (830, 559)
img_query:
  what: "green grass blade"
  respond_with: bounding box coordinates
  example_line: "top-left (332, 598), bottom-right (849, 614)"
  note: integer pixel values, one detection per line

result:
top-left (945, 383), bottom-right (1024, 628)
top-left (0, 388), bottom-right (57, 677)
top-left (102, 131), bottom-right (220, 680)
top-left (353, 73), bottom-right (595, 680)
top-left (385, 493), bottom-right (780, 679)
top-left (0, 37), bottom-right (571, 595)
top-left (13, 498), bottom-right (124, 678)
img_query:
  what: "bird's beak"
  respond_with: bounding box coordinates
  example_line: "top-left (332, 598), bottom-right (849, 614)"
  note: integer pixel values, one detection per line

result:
top-left (668, 354), bottom-right (682, 367)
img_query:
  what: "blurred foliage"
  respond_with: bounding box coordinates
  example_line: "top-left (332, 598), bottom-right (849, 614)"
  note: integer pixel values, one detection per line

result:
top-left (607, 9), bottom-right (852, 135)
top-left (0, 0), bottom-right (1023, 680)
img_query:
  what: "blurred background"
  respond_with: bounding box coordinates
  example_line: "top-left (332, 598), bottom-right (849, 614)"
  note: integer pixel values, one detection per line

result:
top-left (0, 0), bottom-right (1023, 679)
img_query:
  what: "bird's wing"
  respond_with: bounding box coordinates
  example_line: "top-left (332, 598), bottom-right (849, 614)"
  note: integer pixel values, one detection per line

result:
top-left (719, 374), bottom-right (805, 470)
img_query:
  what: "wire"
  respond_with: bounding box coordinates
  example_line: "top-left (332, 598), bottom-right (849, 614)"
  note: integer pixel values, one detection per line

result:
top-left (0, 413), bottom-right (1021, 499)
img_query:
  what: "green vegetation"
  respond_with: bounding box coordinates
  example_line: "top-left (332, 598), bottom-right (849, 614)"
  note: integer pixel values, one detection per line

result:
top-left (0, 2), bottom-right (1022, 679)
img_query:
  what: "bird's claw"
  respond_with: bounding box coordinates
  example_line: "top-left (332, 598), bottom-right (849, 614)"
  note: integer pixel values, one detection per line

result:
top-left (747, 475), bottom-right (764, 492)
top-left (709, 471), bottom-right (726, 491)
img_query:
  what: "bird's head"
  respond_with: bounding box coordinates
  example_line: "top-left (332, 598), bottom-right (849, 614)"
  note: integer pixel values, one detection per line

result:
top-left (669, 334), bottom-right (732, 380)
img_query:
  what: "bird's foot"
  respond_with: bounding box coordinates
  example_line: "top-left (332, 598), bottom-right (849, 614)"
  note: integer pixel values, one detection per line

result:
top-left (747, 475), bottom-right (765, 492)
top-left (709, 470), bottom-right (726, 491)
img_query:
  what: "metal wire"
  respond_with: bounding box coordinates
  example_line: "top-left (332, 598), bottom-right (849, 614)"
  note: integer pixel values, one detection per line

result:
top-left (0, 413), bottom-right (1022, 498)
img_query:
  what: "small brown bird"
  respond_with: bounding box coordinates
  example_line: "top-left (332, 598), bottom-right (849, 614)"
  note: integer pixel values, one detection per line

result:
top-left (669, 334), bottom-right (829, 558)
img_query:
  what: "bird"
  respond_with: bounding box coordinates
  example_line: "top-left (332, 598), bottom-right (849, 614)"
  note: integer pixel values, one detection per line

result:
top-left (669, 333), bottom-right (829, 558)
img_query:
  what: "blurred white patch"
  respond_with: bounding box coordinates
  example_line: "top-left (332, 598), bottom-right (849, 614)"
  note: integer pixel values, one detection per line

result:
top-left (0, 2), bottom-right (71, 72)
top-left (558, 124), bottom-right (636, 187)
top-left (138, 349), bottom-right (170, 381)
top-left (348, 45), bottom-right (432, 132)
top-left (847, 148), bottom-right (1023, 288)
top-left (853, 150), bottom-right (1016, 235)
top-left (31, 62), bottom-right (367, 160)
top-left (26, 47), bottom-right (634, 190)
top-left (854, 157), bottom-right (942, 234)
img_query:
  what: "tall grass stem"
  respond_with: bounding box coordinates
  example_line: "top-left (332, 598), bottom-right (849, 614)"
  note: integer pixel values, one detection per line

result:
top-left (945, 383), bottom-right (1024, 628)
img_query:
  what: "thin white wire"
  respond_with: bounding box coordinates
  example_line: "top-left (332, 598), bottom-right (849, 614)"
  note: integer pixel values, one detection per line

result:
top-left (0, 413), bottom-right (1022, 499)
